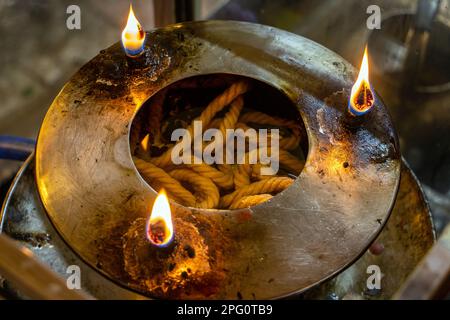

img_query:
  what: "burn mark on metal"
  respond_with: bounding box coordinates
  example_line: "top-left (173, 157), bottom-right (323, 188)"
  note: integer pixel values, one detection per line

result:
top-left (95, 204), bottom-right (234, 299)
top-left (321, 89), bottom-right (399, 168)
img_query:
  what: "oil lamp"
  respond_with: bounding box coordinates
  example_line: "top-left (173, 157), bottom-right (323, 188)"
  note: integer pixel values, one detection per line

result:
top-left (348, 47), bottom-right (375, 117)
top-left (31, 12), bottom-right (401, 298)
top-left (121, 4), bottom-right (146, 57)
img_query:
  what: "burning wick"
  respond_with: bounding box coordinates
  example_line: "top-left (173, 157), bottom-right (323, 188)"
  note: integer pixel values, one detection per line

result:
top-left (146, 189), bottom-right (174, 247)
top-left (348, 47), bottom-right (375, 116)
top-left (121, 4), bottom-right (146, 58)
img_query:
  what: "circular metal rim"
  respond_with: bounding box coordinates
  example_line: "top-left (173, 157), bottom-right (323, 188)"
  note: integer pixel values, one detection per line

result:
top-left (34, 20), bottom-right (401, 299)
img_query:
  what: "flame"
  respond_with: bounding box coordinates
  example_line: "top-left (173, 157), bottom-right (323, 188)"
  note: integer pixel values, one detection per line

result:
top-left (349, 47), bottom-right (375, 116)
top-left (140, 133), bottom-right (150, 152)
top-left (121, 4), bottom-right (145, 57)
top-left (146, 189), bottom-right (174, 247)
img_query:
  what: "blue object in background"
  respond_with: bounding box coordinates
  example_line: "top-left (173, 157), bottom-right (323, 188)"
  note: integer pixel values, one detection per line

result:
top-left (0, 136), bottom-right (35, 161)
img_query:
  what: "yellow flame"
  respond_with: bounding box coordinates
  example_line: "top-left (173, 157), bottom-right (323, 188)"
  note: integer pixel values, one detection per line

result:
top-left (147, 189), bottom-right (174, 247)
top-left (121, 4), bottom-right (145, 55)
top-left (349, 47), bottom-right (374, 115)
top-left (140, 133), bottom-right (150, 152)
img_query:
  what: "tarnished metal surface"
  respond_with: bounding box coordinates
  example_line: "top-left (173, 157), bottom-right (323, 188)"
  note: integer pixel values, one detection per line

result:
top-left (34, 21), bottom-right (400, 298)
top-left (1, 157), bottom-right (432, 299)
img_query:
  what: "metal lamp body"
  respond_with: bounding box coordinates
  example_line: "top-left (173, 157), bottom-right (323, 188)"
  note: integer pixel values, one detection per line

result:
top-left (30, 21), bottom-right (401, 299)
